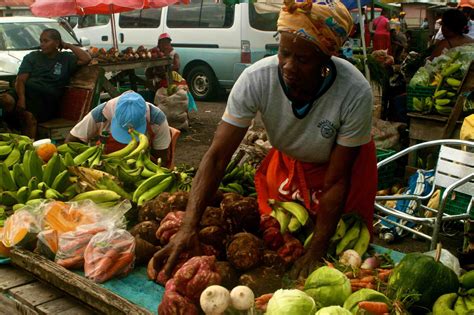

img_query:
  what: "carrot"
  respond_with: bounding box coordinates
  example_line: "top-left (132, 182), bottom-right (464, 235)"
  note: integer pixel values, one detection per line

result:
top-left (358, 301), bottom-right (389, 314)
top-left (377, 270), bottom-right (392, 281)
top-left (91, 256), bottom-right (114, 273)
top-left (359, 275), bottom-right (375, 283)
top-left (57, 256), bottom-right (84, 269)
top-left (93, 253), bottom-right (134, 283)
top-left (360, 269), bottom-right (375, 276)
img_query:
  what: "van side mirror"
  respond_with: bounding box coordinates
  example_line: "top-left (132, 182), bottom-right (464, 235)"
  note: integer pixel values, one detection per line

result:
top-left (80, 37), bottom-right (91, 47)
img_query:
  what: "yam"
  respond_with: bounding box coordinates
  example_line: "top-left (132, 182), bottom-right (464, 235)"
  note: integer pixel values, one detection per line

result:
top-left (134, 236), bottom-right (160, 265)
top-left (226, 197), bottom-right (260, 234)
top-left (220, 193), bottom-right (242, 213)
top-left (215, 261), bottom-right (240, 290)
top-left (200, 207), bottom-right (228, 229)
top-left (262, 250), bottom-right (286, 273)
top-left (226, 232), bottom-right (263, 271)
top-left (239, 266), bottom-right (284, 297)
top-left (198, 226), bottom-right (228, 250)
top-left (129, 221), bottom-right (160, 245)
top-left (166, 191), bottom-right (189, 212)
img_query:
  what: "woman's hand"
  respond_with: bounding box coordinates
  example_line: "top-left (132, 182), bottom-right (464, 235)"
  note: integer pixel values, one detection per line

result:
top-left (60, 41), bottom-right (71, 50)
top-left (152, 225), bottom-right (201, 277)
top-left (289, 246), bottom-right (325, 279)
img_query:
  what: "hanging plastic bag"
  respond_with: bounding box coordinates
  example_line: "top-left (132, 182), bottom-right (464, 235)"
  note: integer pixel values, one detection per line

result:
top-left (424, 248), bottom-right (461, 276)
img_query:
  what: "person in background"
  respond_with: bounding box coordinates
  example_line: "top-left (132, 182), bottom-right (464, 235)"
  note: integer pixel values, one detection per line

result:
top-left (373, 9), bottom-right (392, 53)
top-left (421, 18), bottom-right (429, 29)
top-left (430, 9), bottom-right (474, 60)
top-left (153, 0), bottom-right (377, 280)
top-left (0, 28), bottom-right (90, 139)
top-left (158, 33), bottom-right (180, 72)
top-left (65, 91), bottom-right (178, 167)
top-left (399, 11), bottom-right (408, 33)
top-left (390, 29), bottom-right (408, 64)
top-left (468, 10), bottom-right (474, 38)
top-left (389, 13), bottom-right (401, 33)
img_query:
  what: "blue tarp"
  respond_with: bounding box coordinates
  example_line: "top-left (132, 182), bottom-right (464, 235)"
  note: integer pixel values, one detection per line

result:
top-left (341, 0), bottom-right (372, 10)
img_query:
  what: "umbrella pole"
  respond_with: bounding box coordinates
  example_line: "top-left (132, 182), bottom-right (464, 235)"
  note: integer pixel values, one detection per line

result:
top-left (110, 12), bottom-right (118, 49)
top-left (358, 0), bottom-right (370, 82)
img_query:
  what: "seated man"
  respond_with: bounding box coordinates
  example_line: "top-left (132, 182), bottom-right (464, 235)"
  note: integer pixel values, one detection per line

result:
top-left (0, 28), bottom-right (91, 138)
top-left (66, 91), bottom-right (175, 167)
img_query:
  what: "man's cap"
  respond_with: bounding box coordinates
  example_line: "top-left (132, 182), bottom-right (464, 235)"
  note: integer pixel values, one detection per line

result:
top-left (159, 33), bottom-right (172, 41)
top-left (110, 92), bottom-right (147, 144)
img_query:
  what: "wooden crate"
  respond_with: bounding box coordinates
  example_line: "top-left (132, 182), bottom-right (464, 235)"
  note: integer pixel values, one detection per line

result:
top-left (37, 118), bottom-right (75, 142)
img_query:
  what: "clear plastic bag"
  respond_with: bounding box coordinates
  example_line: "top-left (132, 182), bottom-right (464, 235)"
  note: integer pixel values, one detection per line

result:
top-left (2, 209), bottom-right (41, 249)
top-left (55, 224), bottom-right (108, 269)
top-left (424, 248), bottom-right (461, 276)
top-left (84, 229), bottom-right (135, 283)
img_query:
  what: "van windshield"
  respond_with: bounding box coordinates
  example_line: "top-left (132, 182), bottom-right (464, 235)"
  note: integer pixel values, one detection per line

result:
top-left (0, 22), bottom-right (79, 50)
top-left (249, 3), bottom-right (278, 31)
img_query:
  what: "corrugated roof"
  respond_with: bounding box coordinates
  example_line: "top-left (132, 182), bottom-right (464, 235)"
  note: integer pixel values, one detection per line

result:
top-left (2, 0), bottom-right (34, 7)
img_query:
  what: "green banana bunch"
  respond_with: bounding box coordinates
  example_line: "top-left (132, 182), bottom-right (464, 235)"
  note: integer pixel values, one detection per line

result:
top-left (73, 146), bottom-right (99, 165)
top-left (271, 206), bottom-right (291, 234)
top-left (353, 222), bottom-right (370, 256)
top-left (43, 153), bottom-right (63, 187)
top-left (446, 77), bottom-right (461, 88)
top-left (25, 150), bottom-right (44, 182)
top-left (124, 131), bottom-right (149, 160)
top-left (3, 145), bottom-right (21, 168)
top-left (96, 176), bottom-right (131, 200)
top-left (45, 188), bottom-right (64, 200)
top-left (460, 270), bottom-right (474, 290)
top-left (435, 104), bottom-right (453, 116)
top-left (17, 186), bottom-right (30, 204)
top-left (70, 189), bottom-right (121, 203)
top-left (0, 191), bottom-right (18, 206)
top-left (269, 199), bottom-right (309, 226)
top-left (132, 173), bottom-right (173, 205)
top-left (412, 97), bottom-right (424, 112)
top-left (12, 164), bottom-right (29, 187)
top-left (330, 219), bottom-right (347, 242)
top-left (0, 162), bottom-right (17, 191)
top-left (137, 175), bottom-right (174, 206)
top-left (432, 293), bottom-right (462, 315)
top-left (117, 164), bottom-right (143, 185)
top-left (335, 219), bottom-right (362, 255)
top-left (102, 132), bottom-right (138, 159)
top-left (0, 143), bottom-right (13, 158)
top-left (51, 170), bottom-right (70, 193)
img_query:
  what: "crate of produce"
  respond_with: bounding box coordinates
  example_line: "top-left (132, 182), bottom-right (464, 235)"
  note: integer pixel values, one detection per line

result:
top-left (407, 85), bottom-right (436, 112)
top-left (440, 188), bottom-right (473, 219)
top-left (377, 148), bottom-right (397, 190)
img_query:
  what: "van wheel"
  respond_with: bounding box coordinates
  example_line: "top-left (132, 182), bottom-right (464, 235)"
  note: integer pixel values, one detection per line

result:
top-left (187, 65), bottom-right (218, 101)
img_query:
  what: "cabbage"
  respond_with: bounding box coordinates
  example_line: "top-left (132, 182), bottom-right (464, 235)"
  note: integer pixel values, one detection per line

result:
top-left (315, 306), bottom-right (352, 315)
top-left (304, 266), bottom-right (352, 309)
top-left (266, 289), bottom-right (316, 315)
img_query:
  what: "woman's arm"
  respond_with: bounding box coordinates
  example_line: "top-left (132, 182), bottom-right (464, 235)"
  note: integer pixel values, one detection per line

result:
top-left (15, 73), bottom-right (29, 110)
top-left (62, 42), bottom-right (91, 65)
top-left (172, 53), bottom-right (180, 72)
top-left (290, 144), bottom-right (360, 279)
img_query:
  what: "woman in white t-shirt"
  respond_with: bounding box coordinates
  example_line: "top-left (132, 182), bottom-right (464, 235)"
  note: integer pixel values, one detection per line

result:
top-left (152, 0), bottom-right (378, 281)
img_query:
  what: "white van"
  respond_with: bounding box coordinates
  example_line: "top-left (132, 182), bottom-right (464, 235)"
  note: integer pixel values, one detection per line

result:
top-left (71, 0), bottom-right (279, 100)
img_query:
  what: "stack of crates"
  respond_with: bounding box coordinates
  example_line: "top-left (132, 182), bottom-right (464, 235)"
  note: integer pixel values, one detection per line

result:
top-left (376, 148), bottom-right (397, 190)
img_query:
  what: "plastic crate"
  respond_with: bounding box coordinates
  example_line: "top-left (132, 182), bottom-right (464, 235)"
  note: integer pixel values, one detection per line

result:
top-left (440, 188), bottom-right (473, 219)
top-left (407, 85), bottom-right (436, 112)
top-left (377, 148), bottom-right (397, 190)
top-left (118, 85), bottom-right (155, 103)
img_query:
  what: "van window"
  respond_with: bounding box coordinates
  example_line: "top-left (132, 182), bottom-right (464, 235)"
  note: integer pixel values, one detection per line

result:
top-left (167, 0), bottom-right (234, 28)
top-left (248, 3), bottom-right (278, 31)
top-left (78, 14), bottom-right (110, 28)
top-left (119, 8), bottom-right (162, 28)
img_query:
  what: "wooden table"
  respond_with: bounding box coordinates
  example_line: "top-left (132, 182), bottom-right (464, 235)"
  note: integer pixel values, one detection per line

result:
top-left (95, 57), bottom-right (173, 99)
top-left (407, 112), bottom-right (463, 166)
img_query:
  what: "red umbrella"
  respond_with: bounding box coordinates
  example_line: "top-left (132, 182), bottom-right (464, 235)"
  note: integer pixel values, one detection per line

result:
top-left (31, 0), bottom-right (182, 48)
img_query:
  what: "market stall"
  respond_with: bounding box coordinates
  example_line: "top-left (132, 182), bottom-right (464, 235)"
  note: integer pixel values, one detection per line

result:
top-left (0, 130), bottom-right (472, 314)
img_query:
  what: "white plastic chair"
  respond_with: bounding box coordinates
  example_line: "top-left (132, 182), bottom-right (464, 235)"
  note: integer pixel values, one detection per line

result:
top-left (375, 139), bottom-right (474, 250)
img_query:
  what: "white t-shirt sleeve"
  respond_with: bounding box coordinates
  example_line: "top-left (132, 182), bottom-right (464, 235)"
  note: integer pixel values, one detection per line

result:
top-left (69, 104), bottom-right (104, 142)
top-left (435, 28), bottom-right (444, 41)
top-left (222, 67), bottom-right (260, 128)
top-left (336, 86), bottom-right (372, 147)
top-left (149, 104), bottom-right (171, 150)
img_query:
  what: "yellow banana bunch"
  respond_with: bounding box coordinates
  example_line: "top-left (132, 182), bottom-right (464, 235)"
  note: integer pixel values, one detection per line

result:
top-left (332, 215), bottom-right (370, 256)
top-left (124, 131), bottom-right (149, 160)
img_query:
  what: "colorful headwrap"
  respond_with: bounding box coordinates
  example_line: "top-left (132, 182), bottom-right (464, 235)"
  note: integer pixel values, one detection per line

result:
top-left (277, 0), bottom-right (353, 56)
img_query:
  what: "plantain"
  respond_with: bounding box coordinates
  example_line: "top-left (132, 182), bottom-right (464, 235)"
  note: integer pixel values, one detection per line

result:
top-left (70, 189), bottom-right (121, 203)
top-left (446, 78), bottom-right (461, 87)
top-left (16, 186), bottom-right (30, 204)
top-left (45, 188), bottom-right (63, 200)
top-left (3, 146), bottom-right (21, 168)
top-left (0, 162), bottom-right (17, 191)
top-left (28, 151), bottom-right (44, 182)
top-left (28, 189), bottom-right (44, 201)
top-left (271, 206), bottom-right (291, 234)
top-left (51, 170), bottom-right (70, 193)
top-left (73, 146), bottom-right (98, 165)
top-left (0, 144), bottom-right (13, 157)
top-left (0, 191), bottom-right (18, 206)
top-left (330, 219), bottom-right (347, 242)
top-left (96, 176), bottom-right (131, 200)
top-left (42, 153), bottom-right (62, 187)
top-left (56, 143), bottom-right (75, 155)
top-left (353, 222), bottom-right (370, 256)
top-left (271, 200), bottom-right (309, 226)
top-left (12, 164), bottom-right (29, 188)
top-left (137, 175), bottom-right (174, 206)
top-left (66, 142), bottom-right (90, 153)
top-left (288, 215), bottom-right (302, 233)
top-left (102, 132), bottom-right (138, 159)
top-left (132, 173), bottom-right (172, 203)
top-left (62, 152), bottom-right (75, 167)
top-left (117, 165), bottom-right (142, 184)
top-left (336, 220), bottom-right (361, 255)
top-left (124, 131), bottom-right (149, 159)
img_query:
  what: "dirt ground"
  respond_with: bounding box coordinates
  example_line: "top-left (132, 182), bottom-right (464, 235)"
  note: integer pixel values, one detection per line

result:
top-left (173, 98), bottom-right (464, 258)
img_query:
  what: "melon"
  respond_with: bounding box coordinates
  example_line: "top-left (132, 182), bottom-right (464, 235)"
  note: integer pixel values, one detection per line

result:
top-left (388, 253), bottom-right (459, 310)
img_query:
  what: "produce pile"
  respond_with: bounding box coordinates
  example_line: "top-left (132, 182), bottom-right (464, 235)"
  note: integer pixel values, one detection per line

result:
top-left (409, 44), bottom-right (474, 115)
top-left (88, 45), bottom-right (165, 64)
